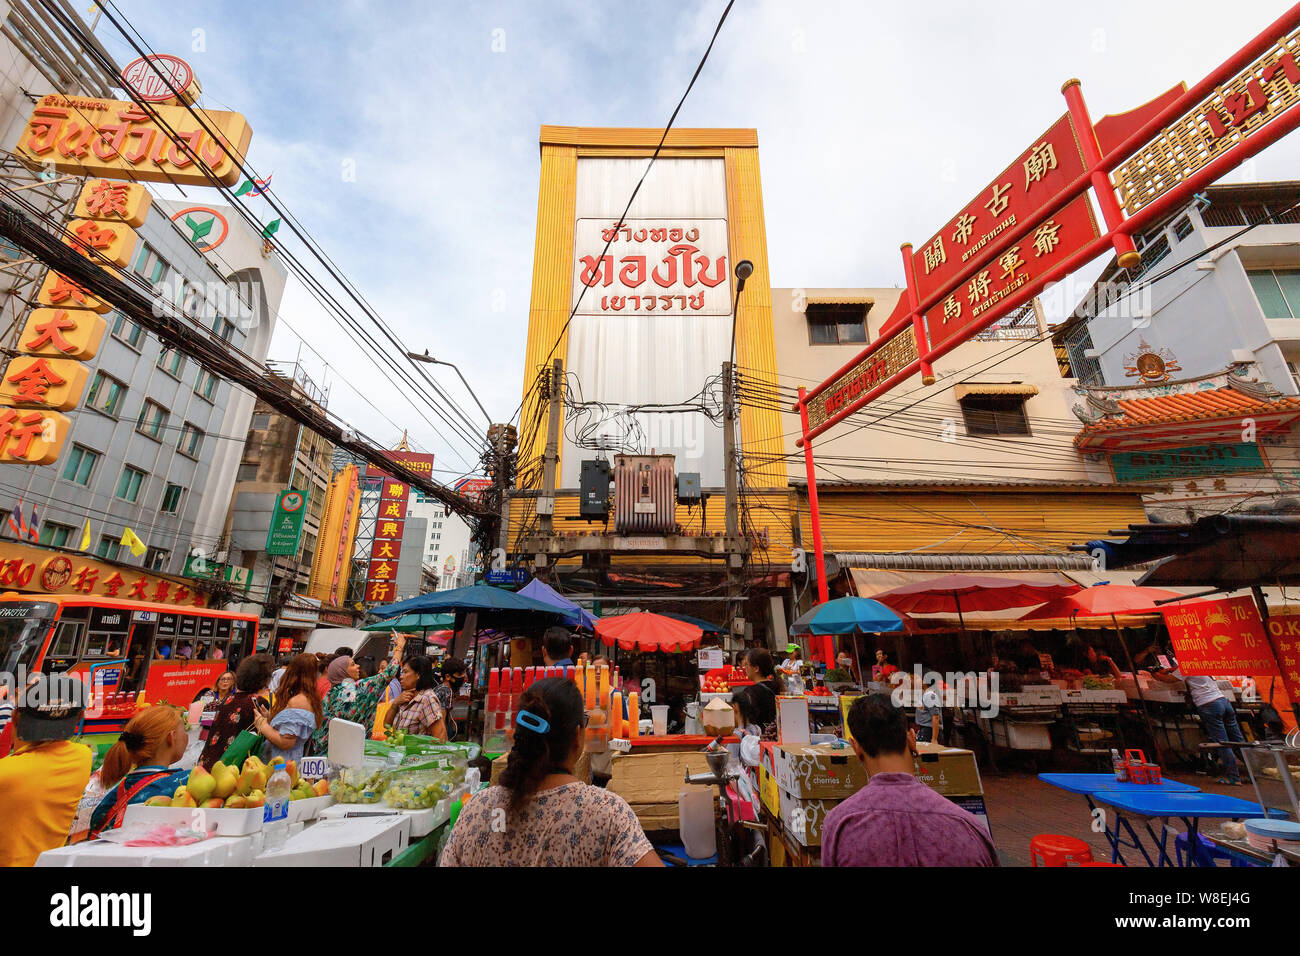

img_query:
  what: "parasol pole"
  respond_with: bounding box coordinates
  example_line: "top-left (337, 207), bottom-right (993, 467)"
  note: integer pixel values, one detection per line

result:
top-left (1112, 611), bottom-right (1163, 766)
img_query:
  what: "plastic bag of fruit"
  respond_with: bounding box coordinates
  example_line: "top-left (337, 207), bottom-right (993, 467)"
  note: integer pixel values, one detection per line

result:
top-left (381, 761), bottom-right (454, 809)
top-left (333, 760), bottom-right (389, 804)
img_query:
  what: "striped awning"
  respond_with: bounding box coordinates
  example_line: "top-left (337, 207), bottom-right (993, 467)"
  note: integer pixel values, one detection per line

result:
top-left (954, 384), bottom-right (1040, 400)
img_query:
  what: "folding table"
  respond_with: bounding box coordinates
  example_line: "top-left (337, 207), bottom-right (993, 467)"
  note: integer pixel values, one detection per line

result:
top-left (1092, 790), bottom-right (1288, 867)
top-left (1038, 773), bottom-right (1200, 865)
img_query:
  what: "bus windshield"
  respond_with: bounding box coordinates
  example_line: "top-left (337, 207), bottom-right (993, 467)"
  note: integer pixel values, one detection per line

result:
top-left (0, 603), bottom-right (56, 674)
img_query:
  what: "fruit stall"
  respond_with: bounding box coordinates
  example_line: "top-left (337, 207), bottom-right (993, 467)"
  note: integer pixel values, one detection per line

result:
top-left (34, 721), bottom-right (485, 868)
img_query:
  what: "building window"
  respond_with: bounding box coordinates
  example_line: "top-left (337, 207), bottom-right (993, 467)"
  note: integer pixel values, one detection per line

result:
top-left (805, 302), bottom-right (870, 345)
top-left (132, 242), bottom-right (169, 286)
top-left (85, 371), bottom-right (126, 417)
top-left (959, 395), bottom-right (1032, 436)
top-left (156, 347), bottom-right (185, 379)
top-left (1288, 361), bottom-right (1300, 392)
top-left (195, 368), bottom-right (219, 402)
top-left (136, 400), bottom-right (167, 440)
top-left (144, 547), bottom-right (169, 572)
top-left (115, 465), bottom-right (146, 503)
top-left (1172, 216), bottom-right (1194, 241)
top-left (39, 522), bottom-right (75, 548)
top-left (177, 422), bottom-right (204, 459)
top-left (1247, 269), bottom-right (1300, 319)
top-left (111, 311), bottom-right (146, 350)
top-left (1133, 234), bottom-right (1170, 275)
top-left (161, 483), bottom-right (184, 514)
top-left (212, 315), bottom-right (235, 342)
top-left (237, 463), bottom-right (259, 482)
top-left (97, 535), bottom-right (121, 561)
top-left (62, 444), bottom-right (99, 486)
top-left (251, 413), bottom-right (271, 430)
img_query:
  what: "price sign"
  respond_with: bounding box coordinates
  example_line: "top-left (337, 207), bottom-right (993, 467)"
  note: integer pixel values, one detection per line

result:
top-left (697, 648), bottom-right (724, 671)
top-left (298, 756), bottom-right (330, 779)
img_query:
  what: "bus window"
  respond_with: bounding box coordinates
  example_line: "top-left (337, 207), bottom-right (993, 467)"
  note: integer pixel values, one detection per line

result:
top-left (84, 630), bottom-right (126, 658)
top-left (192, 639), bottom-right (212, 660)
top-left (48, 621), bottom-right (84, 658)
top-left (153, 639), bottom-right (173, 661)
top-left (0, 605), bottom-right (55, 673)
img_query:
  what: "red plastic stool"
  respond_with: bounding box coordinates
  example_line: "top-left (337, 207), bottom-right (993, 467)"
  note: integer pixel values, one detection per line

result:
top-left (1030, 834), bottom-right (1094, 866)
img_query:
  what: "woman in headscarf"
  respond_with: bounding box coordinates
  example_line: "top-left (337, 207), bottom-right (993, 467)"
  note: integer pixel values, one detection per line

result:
top-left (310, 633), bottom-right (407, 754)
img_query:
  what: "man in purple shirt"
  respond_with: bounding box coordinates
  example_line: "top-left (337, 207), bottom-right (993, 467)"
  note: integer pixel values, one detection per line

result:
top-left (821, 694), bottom-right (998, 867)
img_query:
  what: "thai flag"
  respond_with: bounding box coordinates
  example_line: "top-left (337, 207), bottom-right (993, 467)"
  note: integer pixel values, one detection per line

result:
top-left (246, 174), bottom-right (273, 197)
top-left (7, 497), bottom-right (26, 539)
top-left (27, 501), bottom-right (38, 541)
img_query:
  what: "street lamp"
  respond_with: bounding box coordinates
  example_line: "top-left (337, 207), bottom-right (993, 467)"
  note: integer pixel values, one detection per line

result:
top-left (728, 259), bottom-right (754, 365)
top-left (406, 350), bottom-right (493, 427)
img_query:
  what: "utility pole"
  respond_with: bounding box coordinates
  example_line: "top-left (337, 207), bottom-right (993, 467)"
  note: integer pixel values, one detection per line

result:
top-left (722, 361), bottom-right (739, 539)
top-left (539, 358), bottom-right (563, 537)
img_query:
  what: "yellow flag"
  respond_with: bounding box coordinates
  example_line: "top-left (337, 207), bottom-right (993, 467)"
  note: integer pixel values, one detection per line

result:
top-left (120, 527), bottom-right (147, 557)
top-left (79, 518), bottom-right (91, 551)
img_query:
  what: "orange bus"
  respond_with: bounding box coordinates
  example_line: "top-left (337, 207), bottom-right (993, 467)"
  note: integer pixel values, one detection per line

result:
top-left (0, 593), bottom-right (258, 739)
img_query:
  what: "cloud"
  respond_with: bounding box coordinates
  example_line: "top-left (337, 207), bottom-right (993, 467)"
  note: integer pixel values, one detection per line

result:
top-left (108, 0), bottom-right (1300, 468)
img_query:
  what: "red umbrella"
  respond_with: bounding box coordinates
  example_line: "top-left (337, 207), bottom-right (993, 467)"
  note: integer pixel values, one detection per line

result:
top-left (873, 574), bottom-right (1082, 630)
top-left (595, 612), bottom-right (704, 653)
top-left (1017, 584), bottom-right (1183, 620)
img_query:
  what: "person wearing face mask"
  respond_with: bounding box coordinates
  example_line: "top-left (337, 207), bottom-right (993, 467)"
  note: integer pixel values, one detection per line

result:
top-left (436, 659), bottom-right (467, 739)
top-left (311, 633), bottom-right (407, 754)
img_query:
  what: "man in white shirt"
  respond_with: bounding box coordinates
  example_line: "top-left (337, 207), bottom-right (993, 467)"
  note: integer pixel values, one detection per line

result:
top-left (1151, 650), bottom-right (1245, 785)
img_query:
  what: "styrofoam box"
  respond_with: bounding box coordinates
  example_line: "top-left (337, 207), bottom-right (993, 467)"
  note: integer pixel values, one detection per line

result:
top-left (986, 717), bottom-right (1053, 751)
top-left (123, 803), bottom-right (264, 835)
top-left (286, 794), bottom-right (335, 825)
top-left (36, 835), bottom-right (259, 867)
top-left (254, 814), bottom-right (411, 867)
top-left (317, 797), bottom-right (449, 838)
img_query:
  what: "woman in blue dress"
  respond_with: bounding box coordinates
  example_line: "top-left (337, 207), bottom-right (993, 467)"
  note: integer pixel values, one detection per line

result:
top-left (253, 653), bottom-right (321, 763)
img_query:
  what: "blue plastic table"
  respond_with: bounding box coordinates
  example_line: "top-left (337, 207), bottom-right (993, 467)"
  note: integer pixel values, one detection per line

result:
top-left (1093, 790), bottom-right (1288, 868)
top-left (1038, 773), bottom-right (1201, 865)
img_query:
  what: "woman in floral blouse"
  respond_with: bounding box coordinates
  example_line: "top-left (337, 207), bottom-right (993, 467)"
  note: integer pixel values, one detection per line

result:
top-left (311, 633), bottom-right (405, 754)
top-left (198, 653), bottom-right (274, 769)
top-left (440, 677), bottom-right (660, 867)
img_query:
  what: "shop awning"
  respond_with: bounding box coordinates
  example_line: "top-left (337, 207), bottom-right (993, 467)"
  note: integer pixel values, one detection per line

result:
top-left (954, 384), bottom-right (1040, 400)
top-left (849, 568), bottom-right (1078, 623)
top-left (838, 552), bottom-right (1096, 572)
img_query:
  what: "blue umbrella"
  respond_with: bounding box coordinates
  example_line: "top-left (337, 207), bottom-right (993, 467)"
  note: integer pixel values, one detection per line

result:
top-left (361, 613), bottom-right (454, 632)
top-left (518, 579), bottom-right (599, 630)
top-left (790, 597), bottom-right (905, 635)
top-left (371, 583), bottom-right (567, 622)
top-left (661, 611), bottom-right (726, 635)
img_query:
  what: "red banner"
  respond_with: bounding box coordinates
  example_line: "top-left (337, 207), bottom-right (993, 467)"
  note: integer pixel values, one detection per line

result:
top-left (364, 580), bottom-right (398, 604)
top-left (1264, 608), bottom-right (1300, 714)
top-left (925, 193), bottom-right (1099, 350)
top-left (912, 114), bottom-right (1087, 307)
top-left (1161, 596), bottom-right (1280, 676)
top-left (365, 451), bottom-right (436, 483)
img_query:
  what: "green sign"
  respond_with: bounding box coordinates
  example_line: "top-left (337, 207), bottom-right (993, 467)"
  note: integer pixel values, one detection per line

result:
top-left (182, 554), bottom-right (250, 588)
top-left (267, 489), bottom-right (307, 556)
top-left (1109, 442), bottom-right (1266, 482)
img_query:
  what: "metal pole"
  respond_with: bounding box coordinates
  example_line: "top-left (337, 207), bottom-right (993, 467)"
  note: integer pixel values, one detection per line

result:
top-left (722, 362), bottom-right (739, 539)
top-left (540, 359), bottom-right (563, 537)
top-left (797, 387), bottom-right (829, 607)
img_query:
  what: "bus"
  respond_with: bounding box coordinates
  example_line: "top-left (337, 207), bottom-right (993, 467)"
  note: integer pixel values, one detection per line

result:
top-left (0, 593), bottom-right (259, 744)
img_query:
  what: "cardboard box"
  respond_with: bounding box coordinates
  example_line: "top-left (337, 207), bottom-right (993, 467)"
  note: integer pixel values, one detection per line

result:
top-left (913, 742), bottom-right (983, 797)
top-left (771, 742), bottom-right (867, 799)
top-left (776, 786), bottom-right (839, 847)
top-left (758, 762), bottom-right (780, 817)
top-left (254, 815), bottom-right (411, 867)
top-left (604, 750), bottom-right (714, 832)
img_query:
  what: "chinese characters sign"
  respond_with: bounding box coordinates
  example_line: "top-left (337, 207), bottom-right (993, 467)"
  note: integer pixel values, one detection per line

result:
top-left (365, 479), bottom-right (411, 603)
top-left (14, 95), bottom-right (252, 187)
top-left (926, 194), bottom-right (1099, 351)
top-left (805, 327), bottom-right (919, 431)
top-left (912, 115), bottom-right (1087, 307)
top-left (1112, 25), bottom-right (1300, 215)
top-left (571, 219), bottom-right (731, 316)
top-left (0, 540), bottom-right (208, 606)
top-left (1162, 596), bottom-right (1279, 676)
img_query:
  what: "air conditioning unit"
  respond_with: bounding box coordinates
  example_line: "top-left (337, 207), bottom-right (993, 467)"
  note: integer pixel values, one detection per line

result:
top-left (614, 454), bottom-right (676, 534)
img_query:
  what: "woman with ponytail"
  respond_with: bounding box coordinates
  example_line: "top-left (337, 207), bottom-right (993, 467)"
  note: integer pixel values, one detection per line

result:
top-left (440, 678), bottom-right (660, 867)
top-left (88, 705), bottom-right (189, 837)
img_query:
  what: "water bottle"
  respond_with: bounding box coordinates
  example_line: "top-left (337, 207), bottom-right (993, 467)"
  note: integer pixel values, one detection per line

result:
top-left (1111, 748), bottom-right (1126, 781)
top-left (263, 763), bottom-right (291, 852)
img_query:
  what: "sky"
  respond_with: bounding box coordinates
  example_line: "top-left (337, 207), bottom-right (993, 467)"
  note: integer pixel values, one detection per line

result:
top-left (104, 0), bottom-right (1300, 475)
